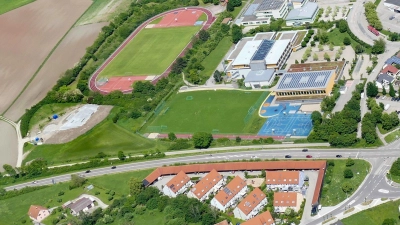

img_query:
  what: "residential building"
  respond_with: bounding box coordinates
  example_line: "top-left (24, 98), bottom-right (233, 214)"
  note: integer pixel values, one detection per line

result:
top-left (211, 176), bottom-right (248, 211)
top-left (381, 64), bottom-right (399, 76)
top-left (67, 197), bottom-right (94, 215)
top-left (273, 192), bottom-right (303, 213)
top-left (285, 2), bottom-right (319, 26)
top-left (376, 73), bottom-right (395, 89)
top-left (244, 69), bottom-right (276, 88)
top-left (385, 55), bottom-right (400, 66)
top-left (241, 211), bottom-right (275, 225)
top-left (237, 0), bottom-right (289, 26)
top-left (187, 169), bottom-right (226, 201)
top-left (265, 171), bottom-right (305, 191)
top-left (215, 220), bottom-right (231, 225)
top-left (233, 188), bottom-right (268, 220)
top-left (163, 171), bottom-right (193, 197)
top-left (274, 70), bottom-right (336, 100)
top-left (28, 205), bottom-right (50, 222)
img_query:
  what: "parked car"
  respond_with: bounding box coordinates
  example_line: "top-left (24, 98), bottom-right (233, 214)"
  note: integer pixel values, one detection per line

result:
top-left (32, 180), bottom-right (38, 184)
top-left (85, 170), bottom-right (91, 173)
top-left (392, 97), bottom-right (395, 101)
top-left (302, 149), bottom-right (308, 152)
top-left (285, 155), bottom-right (292, 158)
top-left (376, 95), bottom-right (380, 99)
top-left (306, 155), bottom-right (313, 158)
top-left (336, 155), bottom-right (342, 158)
top-left (382, 96), bottom-right (386, 100)
top-left (111, 166), bottom-right (117, 169)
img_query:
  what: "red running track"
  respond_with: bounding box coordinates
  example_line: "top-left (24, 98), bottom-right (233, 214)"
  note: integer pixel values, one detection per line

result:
top-left (157, 134), bottom-right (286, 140)
top-left (89, 7), bottom-right (215, 94)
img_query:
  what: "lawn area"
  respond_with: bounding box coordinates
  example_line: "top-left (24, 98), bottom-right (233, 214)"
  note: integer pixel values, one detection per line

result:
top-left (24, 120), bottom-right (167, 164)
top-left (385, 129), bottom-right (400, 143)
top-left (149, 16), bottom-right (163, 24)
top-left (293, 31), bottom-right (306, 46)
top-left (378, 124), bottom-right (399, 135)
top-left (145, 90), bottom-right (268, 134)
top-left (0, 0), bottom-right (34, 15)
top-left (200, 36), bottom-right (232, 78)
top-left (29, 103), bottom-right (79, 129)
top-left (99, 26), bottom-right (200, 77)
top-left (231, 1), bottom-right (247, 19)
top-left (0, 182), bottom-right (108, 224)
top-left (342, 200), bottom-right (400, 225)
top-left (320, 159), bottom-right (370, 206)
top-left (328, 28), bottom-right (371, 53)
top-left (198, 12), bottom-right (207, 21)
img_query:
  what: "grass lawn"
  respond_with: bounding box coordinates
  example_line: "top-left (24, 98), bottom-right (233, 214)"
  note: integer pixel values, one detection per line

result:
top-left (0, 0), bottom-right (34, 15)
top-left (198, 12), bottom-right (207, 21)
top-left (320, 159), bottom-right (370, 206)
top-left (378, 124), bottom-right (399, 135)
top-left (0, 182), bottom-right (109, 224)
top-left (328, 28), bottom-right (371, 53)
top-left (24, 120), bottom-right (167, 164)
top-left (149, 17), bottom-right (163, 24)
top-left (145, 90), bottom-right (268, 134)
top-left (293, 31), bottom-right (307, 46)
top-left (200, 36), bottom-right (232, 78)
top-left (342, 200), bottom-right (400, 225)
top-left (231, 1), bottom-right (247, 19)
top-left (29, 103), bottom-right (79, 129)
top-left (385, 129), bottom-right (400, 143)
top-left (99, 26), bottom-right (200, 77)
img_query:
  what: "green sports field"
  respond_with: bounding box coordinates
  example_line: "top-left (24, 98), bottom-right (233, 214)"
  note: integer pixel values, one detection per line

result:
top-left (99, 26), bottom-right (200, 77)
top-left (145, 90), bottom-right (268, 134)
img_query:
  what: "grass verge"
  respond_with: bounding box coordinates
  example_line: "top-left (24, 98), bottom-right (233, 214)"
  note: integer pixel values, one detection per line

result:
top-left (384, 129), bottom-right (400, 143)
top-left (342, 200), bottom-right (400, 225)
top-left (377, 124), bottom-right (398, 135)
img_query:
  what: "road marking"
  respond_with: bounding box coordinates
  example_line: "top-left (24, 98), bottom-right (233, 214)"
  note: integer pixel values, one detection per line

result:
top-left (349, 200), bottom-right (355, 205)
top-left (378, 189), bottom-right (389, 193)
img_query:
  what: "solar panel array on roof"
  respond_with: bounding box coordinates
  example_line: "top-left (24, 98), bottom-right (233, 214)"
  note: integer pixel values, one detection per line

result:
top-left (244, 4), bottom-right (260, 16)
top-left (256, 0), bottom-right (284, 11)
top-left (251, 40), bottom-right (275, 61)
top-left (385, 56), bottom-right (400, 65)
top-left (276, 70), bottom-right (334, 90)
top-left (223, 187), bottom-right (232, 195)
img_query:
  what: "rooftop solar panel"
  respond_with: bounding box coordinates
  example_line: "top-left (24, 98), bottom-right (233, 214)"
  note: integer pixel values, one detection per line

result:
top-left (385, 56), bottom-right (400, 66)
top-left (223, 187), bottom-right (232, 195)
top-left (251, 40), bottom-right (275, 61)
top-left (276, 70), bottom-right (335, 91)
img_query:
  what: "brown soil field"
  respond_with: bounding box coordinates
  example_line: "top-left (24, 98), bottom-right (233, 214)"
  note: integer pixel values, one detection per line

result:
top-left (0, 121), bottom-right (18, 171)
top-left (4, 22), bottom-right (108, 121)
top-left (0, 0), bottom-right (92, 116)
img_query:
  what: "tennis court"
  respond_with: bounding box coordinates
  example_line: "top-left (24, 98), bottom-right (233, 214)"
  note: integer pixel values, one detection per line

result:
top-left (258, 113), bottom-right (313, 137)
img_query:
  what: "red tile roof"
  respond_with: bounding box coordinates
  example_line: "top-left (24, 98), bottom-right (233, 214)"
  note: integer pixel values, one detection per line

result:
top-left (190, 169), bottom-right (223, 199)
top-left (241, 211), bottom-right (275, 225)
top-left (265, 171), bottom-right (299, 185)
top-left (381, 65), bottom-right (398, 74)
top-left (214, 176), bottom-right (246, 206)
top-left (28, 205), bottom-right (47, 219)
top-left (143, 160), bottom-right (326, 206)
top-left (166, 171), bottom-right (191, 193)
top-left (215, 220), bottom-right (230, 225)
top-left (237, 188), bottom-right (266, 216)
top-left (274, 192), bottom-right (297, 207)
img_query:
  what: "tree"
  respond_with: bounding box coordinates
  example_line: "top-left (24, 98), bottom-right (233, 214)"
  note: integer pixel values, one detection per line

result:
top-left (318, 44), bottom-right (324, 51)
top-left (226, 1), bottom-right (234, 11)
top-left (301, 41), bottom-right (307, 47)
top-left (311, 111), bottom-right (322, 125)
top-left (313, 53), bottom-right (318, 61)
top-left (198, 30), bottom-right (210, 42)
top-left (382, 86), bottom-right (387, 95)
top-left (235, 136), bottom-right (242, 143)
top-left (321, 96), bottom-right (336, 112)
top-left (213, 70), bottom-right (222, 82)
top-left (324, 52), bottom-right (330, 61)
top-left (70, 174), bottom-right (86, 189)
top-left (201, 213), bottom-right (216, 225)
top-left (295, 59), bottom-right (299, 64)
top-left (231, 24), bottom-right (243, 44)
top-left (355, 44), bottom-right (364, 54)
top-left (311, 41), bottom-right (316, 47)
top-left (382, 218), bottom-right (396, 225)
top-left (329, 43), bottom-right (334, 51)
top-left (366, 82), bottom-right (379, 97)
top-left (118, 151), bottom-right (126, 160)
top-left (343, 37), bottom-right (351, 45)
top-left (192, 132), bottom-right (213, 149)
top-left (389, 83), bottom-right (395, 97)
top-left (2, 164), bottom-right (16, 176)
top-left (342, 182), bottom-right (353, 193)
top-left (389, 32), bottom-right (399, 41)
top-left (372, 38), bottom-right (386, 54)
top-left (317, 29), bottom-right (329, 44)
top-left (381, 112), bottom-right (400, 130)
top-left (129, 177), bottom-right (144, 196)
top-left (338, 19), bottom-right (348, 33)
top-left (168, 132), bottom-right (177, 141)
top-left (346, 158), bottom-right (355, 167)
top-left (343, 168), bottom-right (354, 178)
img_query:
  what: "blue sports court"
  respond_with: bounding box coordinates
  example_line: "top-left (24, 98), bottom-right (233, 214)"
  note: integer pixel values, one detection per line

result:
top-left (258, 113), bottom-right (313, 137)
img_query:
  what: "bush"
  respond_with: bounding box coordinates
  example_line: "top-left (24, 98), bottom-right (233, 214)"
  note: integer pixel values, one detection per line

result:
top-left (301, 41), bottom-right (307, 47)
top-left (344, 168), bottom-right (354, 178)
top-left (58, 191), bottom-right (64, 196)
top-left (192, 132), bottom-right (213, 149)
top-left (342, 182), bottom-right (353, 193)
top-left (95, 191), bottom-right (100, 195)
top-left (108, 195), bottom-right (114, 201)
top-left (135, 205), bottom-right (146, 215)
top-left (346, 158), bottom-right (355, 167)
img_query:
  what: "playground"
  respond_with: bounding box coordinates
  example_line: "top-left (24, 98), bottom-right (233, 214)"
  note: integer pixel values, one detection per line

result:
top-left (144, 90), bottom-right (269, 134)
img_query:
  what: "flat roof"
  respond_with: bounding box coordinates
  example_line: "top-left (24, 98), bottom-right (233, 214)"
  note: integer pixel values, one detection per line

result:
top-left (227, 38), bottom-right (254, 60)
top-left (244, 69), bottom-right (275, 82)
top-left (232, 40), bottom-right (262, 66)
top-left (286, 2), bottom-right (318, 20)
top-left (386, 0), bottom-right (400, 6)
top-left (253, 32), bottom-right (275, 41)
top-left (244, 4), bottom-right (260, 16)
top-left (265, 39), bottom-right (290, 64)
top-left (251, 40), bottom-right (275, 61)
top-left (143, 161), bottom-right (327, 206)
top-left (276, 70), bottom-right (335, 91)
top-left (256, 0), bottom-right (285, 11)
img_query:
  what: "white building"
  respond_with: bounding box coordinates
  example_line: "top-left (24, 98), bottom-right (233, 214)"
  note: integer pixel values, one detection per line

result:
top-left (233, 188), bottom-right (267, 220)
top-left (187, 169), bottom-right (226, 201)
top-left (211, 176), bottom-right (248, 211)
top-left (244, 69), bottom-right (276, 88)
top-left (28, 205), bottom-right (50, 222)
top-left (67, 197), bottom-right (95, 216)
top-left (162, 171), bottom-right (193, 197)
top-left (237, 0), bottom-right (289, 26)
top-left (265, 171), bottom-right (305, 191)
top-left (273, 192), bottom-right (303, 213)
top-left (285, 2), bottom-right (319, 26)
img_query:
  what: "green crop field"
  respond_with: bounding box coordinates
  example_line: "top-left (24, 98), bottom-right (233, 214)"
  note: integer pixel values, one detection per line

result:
top-left (145, 90), bottom-right (268, 134)
top-left (342, 200), bottom-right (400, 225)
top-left (99, 26), bottom-right (200, 77)
top-left (0, 0), bottom-right (34, 15)
top-left (24, 120), bottom-right (168, 164)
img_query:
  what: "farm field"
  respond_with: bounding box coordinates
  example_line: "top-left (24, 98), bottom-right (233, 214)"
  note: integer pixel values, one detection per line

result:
top-left (99, 26), bottom-right (200, 77)
top-left (4, 22), bottom-right (107, 121)
top-left (0, 0), bottom-right (92, 116)
top-left (0, 0), bottom-right (34, 15)
top-left (146, 90), bottom-right (268, 134)
top-left (342, 200), bottom-right (400, 225)
top-left (24, 120), bottom-right (168, 165)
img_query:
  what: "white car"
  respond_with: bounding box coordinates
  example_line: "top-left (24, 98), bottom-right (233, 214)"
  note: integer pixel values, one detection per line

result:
top-left (251, 156), bottom-right (258, 159)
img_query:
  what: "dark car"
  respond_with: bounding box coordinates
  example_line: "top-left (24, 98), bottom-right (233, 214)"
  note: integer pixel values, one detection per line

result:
top-left (392, 97), bottom-right (395, 101)
top-left (111, 166), bottom-right (117, 169)
top-left (302, 149), bottom-right (308, 152)
top-left (85, 170), bottom-right (91, 173)
top-left (306, 155), bottom-right (313, 158)
top-left (336, 155), bottom-right (342, 158)
top-left (285, 155), bottom-right (291, 158)
top-left (376, 95), bottom-right (380, 99)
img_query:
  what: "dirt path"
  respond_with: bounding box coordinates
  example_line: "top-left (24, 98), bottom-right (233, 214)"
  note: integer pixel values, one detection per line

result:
top-left (0, 121), bottom-right (18, 171)
top-left (4, 22), bottom-right (108, 121)
top-left (0, 0), bottom-right (92, 115)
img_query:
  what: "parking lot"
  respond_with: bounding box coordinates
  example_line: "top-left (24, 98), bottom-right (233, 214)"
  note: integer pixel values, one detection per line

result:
top-left (375, 95), bottom-right (400, 114)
